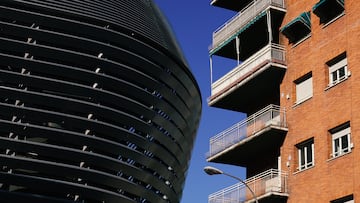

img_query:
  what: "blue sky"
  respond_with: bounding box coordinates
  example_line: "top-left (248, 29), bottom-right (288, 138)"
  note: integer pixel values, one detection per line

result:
top-left (154, 1), bottom-right (247, 202)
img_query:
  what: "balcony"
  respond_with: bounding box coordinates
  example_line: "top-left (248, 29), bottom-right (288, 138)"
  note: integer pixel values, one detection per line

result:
top-left (208, 44), bottom-right (286, 114)
top-left (207, 105), bottom-right (287, 166)
top-left (210, 0), bottom-right (286, 54)
top-left (208, 169), bottom-right (288, 203)
top-left (210, 0), bottom-right (254, 11)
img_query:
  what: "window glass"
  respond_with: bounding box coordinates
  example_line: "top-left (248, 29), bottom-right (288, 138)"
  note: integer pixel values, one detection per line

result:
top-left (339, 67), bottom-right (346, 78)
top-left (306, 144), bottom-right (313, 166)
top-left (300, 148), bottom-right (305, 167)
top-left (330, 122), bottom-right (351, 158)
top-left (328, 53), bottom-right (348, 87)
top-left (332, 71), bottom-right (338, 82)
top-left (297, 138), bottom-right (314, 171)
top-left (342, 135), bottom-right (349, 152)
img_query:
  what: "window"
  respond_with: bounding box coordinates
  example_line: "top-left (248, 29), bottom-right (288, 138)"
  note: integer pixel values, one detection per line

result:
top-left (295, 72), bottom-right (313, 104)
top-left (280, 12), bottom-right (311, 44)
top-left (331, 194), bottom-right (354, 203)
top-left (313, 0), bottom-right (345, 25)
top-left (296, 138), bottom-right (314, 171)
top-left (330, 122), bottom-right (352, 158)
top-left (327, 53), bottom-right (349, 87)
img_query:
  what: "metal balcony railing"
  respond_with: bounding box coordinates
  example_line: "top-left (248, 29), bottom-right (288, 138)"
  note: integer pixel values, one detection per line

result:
top-left (208, 169), bottom-right (288, 203)
top-left (211, 0), bottom-right (286, 51)
top-left (207, 104), bottom-right (286, 158)
top-left (211, 43), bottom-right (285, 97)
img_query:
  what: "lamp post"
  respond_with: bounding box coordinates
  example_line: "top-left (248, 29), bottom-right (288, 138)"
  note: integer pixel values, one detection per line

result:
top-left (204, 166), bottom-right (259, 203)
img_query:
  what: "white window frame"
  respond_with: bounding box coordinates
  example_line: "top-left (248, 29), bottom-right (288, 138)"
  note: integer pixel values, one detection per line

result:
top-left (331, 126), bottom-right (352, 158)
top-left (295, 76), bottom-right (313, 104)
top-left (329, 58), bottom-right (349, 87)
top-left (297, 140), bottom-right (314, 171)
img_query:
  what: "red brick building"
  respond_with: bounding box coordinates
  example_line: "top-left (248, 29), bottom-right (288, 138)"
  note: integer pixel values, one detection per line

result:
top-left (206, 0), bottom-right (357, 202)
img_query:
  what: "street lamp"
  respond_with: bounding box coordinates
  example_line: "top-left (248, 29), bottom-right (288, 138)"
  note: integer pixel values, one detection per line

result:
top-left (204, 166), bottom-right (259, 203)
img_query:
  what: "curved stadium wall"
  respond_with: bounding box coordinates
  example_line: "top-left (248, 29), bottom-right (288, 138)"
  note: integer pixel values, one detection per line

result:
top-left (0, 1), bottom-right (201, 203)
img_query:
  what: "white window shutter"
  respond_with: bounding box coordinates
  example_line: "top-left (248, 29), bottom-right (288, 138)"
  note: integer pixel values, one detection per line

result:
top-left (296, 77), bottom-right (313, 103)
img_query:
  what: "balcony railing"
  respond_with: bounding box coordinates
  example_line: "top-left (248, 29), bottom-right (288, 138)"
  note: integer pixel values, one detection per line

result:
top-left (211, 0), bottom-right (286, 51)
top-left (211, 43), bottom-right (285, 97)
top-left (208, 104), bottom-right (286, 158)
top-left (209, 169), bottom-right (288, 203)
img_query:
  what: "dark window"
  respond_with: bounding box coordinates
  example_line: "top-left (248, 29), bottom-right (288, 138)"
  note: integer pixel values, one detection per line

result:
top-left (313, 0), bottom-right (345, 25)
top-left (296, 138), bottom-right (314, 171)
top-left (331, 194), bottom-right (353, 203)
top-left (281, 12), bottom-right (311, 44)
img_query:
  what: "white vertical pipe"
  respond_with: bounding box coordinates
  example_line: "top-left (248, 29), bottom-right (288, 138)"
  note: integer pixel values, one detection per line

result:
top-left (267, 10), bottom-right (273, 44)
top-left (236, 36), bottom-right (240, 65)
top-left (209, 56), bottom-right (213, 94)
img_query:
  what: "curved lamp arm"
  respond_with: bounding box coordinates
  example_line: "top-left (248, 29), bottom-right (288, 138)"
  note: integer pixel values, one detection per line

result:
top-left (204, 166), bottom-right (259, 203)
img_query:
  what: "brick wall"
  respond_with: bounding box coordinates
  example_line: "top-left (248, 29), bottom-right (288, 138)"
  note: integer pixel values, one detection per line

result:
top-left (280, 0), bottom-right (360, 202)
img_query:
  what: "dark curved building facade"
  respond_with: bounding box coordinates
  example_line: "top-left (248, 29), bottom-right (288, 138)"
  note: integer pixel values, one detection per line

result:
top-left (0, 1), bottom-right (201, 203)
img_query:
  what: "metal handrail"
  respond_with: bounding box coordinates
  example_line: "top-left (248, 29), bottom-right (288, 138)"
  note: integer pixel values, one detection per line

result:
top-left (208, 104), bottom-right (286, 158)
top-left (209, 169), bottom-right (288, 203)
top-left (211, 0), bottom-right (286, 51)
top-left (211, 43), bottom-right (285, 96)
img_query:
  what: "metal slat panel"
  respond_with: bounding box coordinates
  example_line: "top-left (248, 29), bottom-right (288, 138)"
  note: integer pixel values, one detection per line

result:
top-left (0, 1), bottom-right (201, 202)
